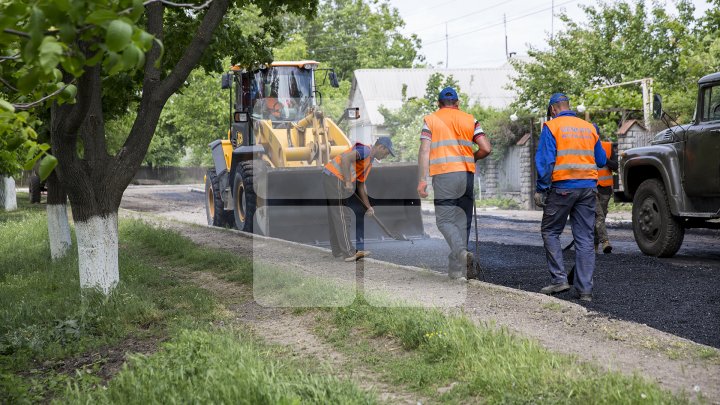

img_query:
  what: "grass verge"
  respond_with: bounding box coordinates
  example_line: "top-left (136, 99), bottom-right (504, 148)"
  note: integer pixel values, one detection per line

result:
top-left (0, 206), bottom-right (373, 403)
top-left (319, 298), bottom-right (686, 404)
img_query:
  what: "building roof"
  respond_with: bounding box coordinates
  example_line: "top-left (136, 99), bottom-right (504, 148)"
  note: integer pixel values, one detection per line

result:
top-left (616, 119), bottom-right (646, 135)
top-left (350, 64), bottom-right (517, 126)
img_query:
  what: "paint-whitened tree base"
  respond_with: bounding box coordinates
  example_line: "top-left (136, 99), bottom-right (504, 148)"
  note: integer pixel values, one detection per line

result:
top-left (47, 204), bottom-right (72, 260)
top-left (1, 176), bottom-right (17, 211)
top-left (75, 214), bottom-right (119, 295)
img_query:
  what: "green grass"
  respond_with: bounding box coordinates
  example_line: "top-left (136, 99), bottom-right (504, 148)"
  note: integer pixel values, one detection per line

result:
top-left (608, 199), bottom-right (633, 213)
top-left (0, 207), bottom-right (373, 403)
top-left (476, 197), bottom-right (520, 210)
top-left (65, 328), bottom-right (375, 404)
top-left (319, 298), bottom-right (686, 404)
top-left (0, 201), bottom-right (691, 404)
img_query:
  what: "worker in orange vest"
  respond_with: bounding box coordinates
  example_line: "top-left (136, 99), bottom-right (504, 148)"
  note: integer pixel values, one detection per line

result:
top-left (593, 123), bottom-right (619, 254)
top-left (323, 137), bottom-right (394, 262)
top-left (534, 93), bottom-right (607, 302)
top-left (417, 87), bottom-right (492, 279)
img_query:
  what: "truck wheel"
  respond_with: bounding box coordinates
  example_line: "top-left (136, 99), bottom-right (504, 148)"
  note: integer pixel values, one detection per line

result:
top-left (233, 161), bottom-right (258, 233)
top-left (632, 178), bottom-right (684, 257)
top-left (29, 174), bottom-right (41, 204)
top-left (205, 169), bottom-right (235, 228)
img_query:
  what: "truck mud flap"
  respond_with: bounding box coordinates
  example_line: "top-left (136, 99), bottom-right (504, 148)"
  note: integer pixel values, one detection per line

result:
top-left (251, 163), bottom-right (424, 244)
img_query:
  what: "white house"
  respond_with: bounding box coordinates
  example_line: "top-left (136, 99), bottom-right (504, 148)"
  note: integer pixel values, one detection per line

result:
top-left (347, 63), bottom-right (517, 144)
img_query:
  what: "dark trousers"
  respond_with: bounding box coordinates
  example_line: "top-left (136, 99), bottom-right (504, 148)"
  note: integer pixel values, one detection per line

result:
top-left (323, 174), bottom-right (365, 258)
top-left (540, 187), bottom-right (597, 293)
top-left (595, 186), bottom-right (612, 244)
top-left (432, 172), bottom-right (474, 273)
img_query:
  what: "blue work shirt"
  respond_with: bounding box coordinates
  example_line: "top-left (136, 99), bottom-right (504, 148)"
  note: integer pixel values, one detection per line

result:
top-left (535, 111), bottom-right (607, 192)
top-left (322, 144), bottom-right (372, 177)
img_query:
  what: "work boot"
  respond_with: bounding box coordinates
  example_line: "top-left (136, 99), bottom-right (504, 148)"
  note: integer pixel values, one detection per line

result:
top-left (344, 250), bottom-right (370, 262)
top-left (578, 292), bottom-right (592, 302)
top-left (448, 270), bottom-right (466, 280)
top-left (462, 250), bottom-right (478, 280)
top-left (540, 282), bottom-right (570, 295)
top-left (601, 240), bottom-right (612, 254)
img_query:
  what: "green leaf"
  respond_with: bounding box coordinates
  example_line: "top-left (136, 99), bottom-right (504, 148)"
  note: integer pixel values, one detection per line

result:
top-left (59, 23), bottom-right (76, 43)
top-left (86, 50), bottom-right (104, 66)
top-left (23, 150), bottom-right (42, 170)
top-left (38, 154), bottom-right (58, 181)
top-left (17, 69), bottom-right (40, 93)
top-left (38, 36), bottom-right (64, 73)
top-left (86, 9), bottom-right (118, 25)
top-left (105, 19), bottom-right (133, 52)
top-left (121, 45), bottom-right (143, 71)
top-left (6, 133), bottom-right (25, 150)
top-left (137, 30), bottom-right (154, 50)
top-left (153, 38), bottom-right (165, 68)
top-left (61, 84), bottom-right (77, 100)
top-left (0, 99), bottom-right (15, 113)
top-left (60, 56), bottom-right (84, 77)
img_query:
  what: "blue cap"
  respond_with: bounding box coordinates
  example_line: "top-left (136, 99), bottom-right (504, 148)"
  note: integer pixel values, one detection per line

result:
top-left (438, 87), bottom-right (459, 102)
top-left (375, 136), bottom-right (395, 157)
top-left (548, 93), bottom-right (569, 108)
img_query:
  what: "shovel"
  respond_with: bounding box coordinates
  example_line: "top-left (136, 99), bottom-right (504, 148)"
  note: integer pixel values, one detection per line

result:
top-left (353, 192), bottom-right (412, 243)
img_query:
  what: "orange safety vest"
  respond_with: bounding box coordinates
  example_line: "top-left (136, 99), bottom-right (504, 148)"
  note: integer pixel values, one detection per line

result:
top-left (324, 143), bottom-right (373, 183)
top-left (597, 141), bottom-right (613, 187)
top-left (544, 116), bottom-right (599, 182)
top-left (424, 108), bottom-right (476, 176)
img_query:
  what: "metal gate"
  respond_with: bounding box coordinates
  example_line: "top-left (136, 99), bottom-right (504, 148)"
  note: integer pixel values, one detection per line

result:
top-left (498, 146), bottom-right (521, 192)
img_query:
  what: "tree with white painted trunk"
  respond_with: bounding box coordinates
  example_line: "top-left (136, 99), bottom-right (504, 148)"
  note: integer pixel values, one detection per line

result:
top-left (2, 0), bottom-right (317, 294)
top-left (0, 176), bottom-right (17, 211)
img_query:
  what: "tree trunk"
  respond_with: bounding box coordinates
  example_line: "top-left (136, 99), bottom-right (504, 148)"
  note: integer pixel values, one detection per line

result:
top-left (0, 176), bottom-right (17, 211)
top-left (49, 0), bottom-right (230, 295)
top-left (75, 213), bottom-right (119, 294)
top-left (46, 172), bottom-right (72, 260)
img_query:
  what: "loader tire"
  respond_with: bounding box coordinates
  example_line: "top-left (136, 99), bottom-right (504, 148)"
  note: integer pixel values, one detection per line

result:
top-left (29, 174), bottom-right (41, 204)
top-left (205, 169), bottom-right (235, 228)
top-left (233, 161), bottom-right (258, 233)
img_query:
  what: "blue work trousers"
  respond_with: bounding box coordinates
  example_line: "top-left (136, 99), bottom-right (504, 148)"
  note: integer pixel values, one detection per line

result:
top-left (540, 187), bottom-right (597, 294)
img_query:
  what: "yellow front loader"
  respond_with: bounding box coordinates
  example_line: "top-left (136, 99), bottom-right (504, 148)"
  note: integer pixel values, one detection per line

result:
top-left (205, 61), bottom-right (423, 243)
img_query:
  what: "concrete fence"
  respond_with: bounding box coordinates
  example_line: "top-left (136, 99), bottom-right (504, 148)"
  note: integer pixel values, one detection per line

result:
top-left (15, 166), bottom-right (209, 187)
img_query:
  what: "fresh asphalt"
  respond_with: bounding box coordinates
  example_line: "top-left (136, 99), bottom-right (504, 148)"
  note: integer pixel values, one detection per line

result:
top-left (364, 216), bottom-right (720, 349)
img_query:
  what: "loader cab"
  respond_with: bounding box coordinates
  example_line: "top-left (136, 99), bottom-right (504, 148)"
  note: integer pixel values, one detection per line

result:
top-left (250, 63), bottom-right (316, 122)
top-left (223, 61), bottom-right (339, 147)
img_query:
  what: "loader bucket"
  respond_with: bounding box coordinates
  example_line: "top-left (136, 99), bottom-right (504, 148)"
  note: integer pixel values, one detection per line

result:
top-left (251, 162), bottom-right (424, 244)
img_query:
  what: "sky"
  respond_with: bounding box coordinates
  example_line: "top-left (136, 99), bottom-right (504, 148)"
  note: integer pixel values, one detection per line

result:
top-left (389, 0), bottom-right (714, 69)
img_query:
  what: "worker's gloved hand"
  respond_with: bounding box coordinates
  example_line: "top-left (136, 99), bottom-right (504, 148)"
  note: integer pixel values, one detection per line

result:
top-left (417, 180), bottom-right (429, 198)
top-left (534, 191), bottom-right (548, 208)
top-left (344, 181), bottom-right (354, 191)
top-left (365, 207), bottom-right (375, 217)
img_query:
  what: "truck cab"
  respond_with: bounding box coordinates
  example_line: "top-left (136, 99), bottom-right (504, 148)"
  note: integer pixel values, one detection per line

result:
top-left (618, 72), bottom-right (720, 257)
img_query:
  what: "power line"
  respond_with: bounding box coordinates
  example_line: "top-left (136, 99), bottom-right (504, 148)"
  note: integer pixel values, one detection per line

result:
top-left (405, 0), bottom-right (520, 35)
top-left (422, 0), bottom-right (580, 47)
top-left (402, 0), bottom-right (461, 20)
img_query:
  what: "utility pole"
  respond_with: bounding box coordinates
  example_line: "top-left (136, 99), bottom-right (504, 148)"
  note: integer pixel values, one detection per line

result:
top-left (504, 14), bottom-right (508, 60)
top-left (591, 78), bottom-right (654, 129)
top-left (445, 23), bottom-right (449, 68)
top-left (551, 0), bottom-right (555, 40)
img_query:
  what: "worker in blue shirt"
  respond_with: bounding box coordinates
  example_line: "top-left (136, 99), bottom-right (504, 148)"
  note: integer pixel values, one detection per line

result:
top-left (534, 93), bottom-right (607, 302)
